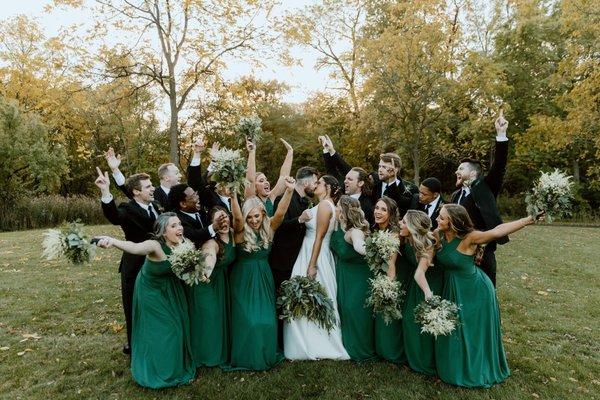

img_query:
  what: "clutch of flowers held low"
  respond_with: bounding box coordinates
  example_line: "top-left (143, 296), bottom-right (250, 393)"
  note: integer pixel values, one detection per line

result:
top-left (365, 274), bottom-right (406, 325)
top-left (42, 220), bottom-right (95, 264)
top-left (525, 169), bottom-right (574, 223)
top-left (277, 276), bottom-right (337, 332)
top-left (414, 295), bottom-right (460, 338)
top-left (167, 240), bottom-right (210, 286)
top-left (365, 230), bottom-right (400, 274)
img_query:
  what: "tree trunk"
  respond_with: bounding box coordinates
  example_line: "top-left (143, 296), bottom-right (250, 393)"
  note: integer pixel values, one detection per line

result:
top-left (412, 146), bottom-right (420, 185)
top-left (168, 76), bottom-right (179, 164)
top-left (573, 158), bottom-right (580, 183)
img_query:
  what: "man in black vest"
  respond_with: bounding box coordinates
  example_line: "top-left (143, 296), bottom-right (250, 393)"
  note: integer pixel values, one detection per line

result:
top-left (95, 168), bottom-right (160, 355)
top-left (319, 135), bottom-right (417, 218)
top-left (451, 111), bottom-right (510, 287)
top-left (409, 177), bottom-right (445, 230)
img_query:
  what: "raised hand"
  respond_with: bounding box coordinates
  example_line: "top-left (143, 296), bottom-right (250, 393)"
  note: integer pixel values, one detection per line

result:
top-left (246, 138), bottom-right (255, 152)
top-left (210, 142), bottom-right (220, 158)
top-left (105, 147), bottom-right (121, 172)
top-left (212, 211), bottom-right (229, 232)
top-left (280, 138), bottom-right (293, 152)
top-left (324, 134), bottom-right (335, 154)
top-left (495, 109), bottom-right (508, 137)
top-left (94, 166), bottom-right (111, 192)
top-left (284, 176), bottom-right (296, 192)
top-left (192, 138), bottom-right (206, 155)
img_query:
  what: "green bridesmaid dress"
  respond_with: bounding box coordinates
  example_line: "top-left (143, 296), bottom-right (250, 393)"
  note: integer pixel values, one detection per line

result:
top-left (222, 240), bottom-right (284, 371)
top-left (373, 251), bottom-right (411, 365)
top-left (401, 243), bottom-right (444, 376)
top-left (264, 198), bottom-right (275, 217)
top-left (330, 228), bottom-right (377, 362)
top-left (130, 243), bottom-right (195, 389)
top-left (434, 237), bottom-right (510, 388)
top-left (185, 234), bottom-right (235, 367)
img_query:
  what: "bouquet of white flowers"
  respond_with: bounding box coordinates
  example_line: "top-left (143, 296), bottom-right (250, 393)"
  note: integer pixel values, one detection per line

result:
top-left (414, 295), bottom-right (460, 338)
top-left (236, 115), bottom-right (262, 145)
top-left (277, 276), bottom-right (337, 332)
top-left (365, 274), bottom-right (405, 325)
top-left (210, 147), bottom-right (247, 194)
top-left (365, 230), bottom-right (400, 274)
top-left (167, 240), bottom-right (209, 286)
top-left (42, 220), bottom-right (95, 264)
top-left (525, 169), bottom-right (574, 223)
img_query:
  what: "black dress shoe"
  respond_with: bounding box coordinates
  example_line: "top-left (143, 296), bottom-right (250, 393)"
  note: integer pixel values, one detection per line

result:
top-left (122, 344), bottom-right (131, 355)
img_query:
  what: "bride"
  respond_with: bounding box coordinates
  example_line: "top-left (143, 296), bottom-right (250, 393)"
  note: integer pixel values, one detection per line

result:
top-left (283, 175), bottom-right (349, 360)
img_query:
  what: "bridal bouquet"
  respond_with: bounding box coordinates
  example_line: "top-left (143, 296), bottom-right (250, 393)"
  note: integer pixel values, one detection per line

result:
top-left (235, 115), bottom-right (262, 145)
top-left (365, 275), bottom-right (405, 325)
top-left (414, 295), bottom-right (460, 338)
top-left (277, 276), bottom-right (337, 332)
top-left (168, 240), bottom-right (210, 285)
top-left (525, 169), bottom-right (574, 223)
top-left (42, 220), bottom-right (95, 264)
top-left (210, 147), bottom-right (247, 194)
top-left (365, 230), bottom-right (400, 274)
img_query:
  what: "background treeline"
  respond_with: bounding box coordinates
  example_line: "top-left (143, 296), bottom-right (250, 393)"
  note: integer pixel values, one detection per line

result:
top-left (0, 0), bottom-right (598, 231)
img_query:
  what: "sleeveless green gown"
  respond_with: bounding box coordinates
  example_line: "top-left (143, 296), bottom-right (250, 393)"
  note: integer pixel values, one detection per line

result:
top-left (222, 240), bottom-right (284, 371)
top-left (374, 249), bottom-right (411, 364)
top-left (434, 237), bottom-right (510, 388)
top-left (330, 228), bottom-right (377, 362)
top-left (185, 234), bottom-right (235, 367)
top-left (401, 242), bottom-right (444, 376)
top-left (130, 243), bottom-right (195, 388)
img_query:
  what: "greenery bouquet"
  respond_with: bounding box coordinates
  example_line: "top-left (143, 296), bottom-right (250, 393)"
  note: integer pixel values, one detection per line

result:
top-left (42, 220), bottom-right (95, 264)
top-left (210, 147), bottom-right (247, 194)
top-left (525, 169), bottom-right (574, 223)
top-left (365, 274), bottom-right (406, 325)
top-left (167, 240), bottom-right (209, 285)
top-left (235, 114), bottom-right (263, 145)
top-left (365, 230), bottom-right (400, 274)
top-left (277, 276), bottom-right (337, 332)
top-left (414, 295), bottom-right (460, 338)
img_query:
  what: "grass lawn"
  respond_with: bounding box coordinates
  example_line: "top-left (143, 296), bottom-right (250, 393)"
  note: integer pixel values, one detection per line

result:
top-left (1, 224), bottom-right (598, 400)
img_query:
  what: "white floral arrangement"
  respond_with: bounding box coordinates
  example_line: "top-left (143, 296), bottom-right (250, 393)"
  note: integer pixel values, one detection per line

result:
top-left (414, 295), bottom-right (460, 338)
top-left (210, 147), bottom-right (247, 194)
top-left (365, 274), bottom-right (406, 325)
top-left (167, 240), bottom-right (210, 286)
top-left (525, 169), bottom-right (574, 223)
top-left (42, 220), bottom-right (95, 264)
top-left (236, 115), bottom-right (263, 145)
top-left (365, 230), bottom-right (400, 274)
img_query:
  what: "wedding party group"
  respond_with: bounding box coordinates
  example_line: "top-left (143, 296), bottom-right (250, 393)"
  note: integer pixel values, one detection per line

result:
top-left (87, 111), bottom-right (542, 390)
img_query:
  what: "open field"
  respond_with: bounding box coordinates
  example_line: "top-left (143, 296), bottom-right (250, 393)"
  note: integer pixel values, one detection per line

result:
top-left (1, 225), bottom-right (598, 400)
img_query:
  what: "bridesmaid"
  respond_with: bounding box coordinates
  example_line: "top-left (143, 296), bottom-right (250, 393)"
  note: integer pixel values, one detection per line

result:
top-left (330, 196), bottom-right (377, 361)
top-left (245, 138), bottom-right (294, 216)
top-left (95, 213), bottom-right (194, 389)
top-left (400, 210), bottom-right (442, 376)
top-left (372, 196), bottom-right (408, 365)
top-left (223, 177), bottom-right (296, 371)
top-left (434, 204), bottom-right (537, 388)
top-left (185, 206), bottom-right (235, 368)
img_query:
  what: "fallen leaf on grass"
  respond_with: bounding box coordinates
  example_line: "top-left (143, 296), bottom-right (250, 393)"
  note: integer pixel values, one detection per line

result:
top-left (537, 290), bottom-right (549, 296)
top-left (106, 321), bottom-right (124, 333)
top-left (93, 298), bottom-right (104, 304)
top-left (17, 348), bottom-right (34, 356)
top-left (592, 380), bottom-right (600, 386)
top-left (0, 346), bottom-right (9, 351)
top-left (569, 377), bottom-right (579, 382)
top-left (22, 333), bottom-right (42, 340)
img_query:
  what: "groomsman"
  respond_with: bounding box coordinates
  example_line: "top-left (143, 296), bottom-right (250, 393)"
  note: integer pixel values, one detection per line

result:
top-left (320, 135), bottom-right (417, 218)
top-left (409, 177), bottom-right (445, 230)
top-left (95, 168), bottom-right (160, 355)
top-left (451, 110), bottom-right (510, 287)
top-left (187, 142), bottom-right (233, 213)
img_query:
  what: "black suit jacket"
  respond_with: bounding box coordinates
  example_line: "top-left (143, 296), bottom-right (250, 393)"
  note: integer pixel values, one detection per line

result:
top-left (268, 190), bottom-right (309, 273)
top-left (371, 176), bottom-right (418, 218)
top-left (409, 194), bottom-right (445, 230)
top-left (101, 199), bottom-right (161, 277)
top-left (451, 140), bottom-right (509, 246)
top-left (188, 165), bottom-right (231, 213)
top-left (176, 210), bottom-right (213, 248)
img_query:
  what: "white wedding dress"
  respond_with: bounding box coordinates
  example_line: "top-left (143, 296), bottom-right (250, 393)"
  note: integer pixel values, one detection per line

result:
top-left (283, 200), bottom-right (349, 360)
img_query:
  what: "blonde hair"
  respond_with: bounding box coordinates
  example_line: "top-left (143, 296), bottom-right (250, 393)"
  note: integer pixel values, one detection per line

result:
top-left (241, 196), bottom-right (271, 252)
top-left (338, 196), bottom-right (370, 235)
top-left (403, 210), bottom-right (438, 260)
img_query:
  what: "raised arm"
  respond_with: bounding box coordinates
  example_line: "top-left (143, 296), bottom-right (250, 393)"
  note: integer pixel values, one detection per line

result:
top-left (349, 228), bottom-right (367, 255)
top-left (268, 139), bottom-right (294, 201)
top-left (200, 239), bottom-right (219, 279)
top-left (95, 236), bottom-right (163, 259)
top-left (269, 177), bottom-right (296, 232)
top-left (485, 110), bottom-right (509, 197)
top-left (468, 215), bottom-right (535, 246)
top-left (105, 147), bottom-right (131, 199)
top-left (413, 249), bottom-right (435, 299)
top-left (320, 134), bottom-right (352, 178)
top-left (231, 192), bottom-right (244, 238)
top-left (244, 140), bottom-right (257, 198)
top-left (188, 139), bottom-right (205, 193)
top-left (306, 202), bottom-right (334, 279)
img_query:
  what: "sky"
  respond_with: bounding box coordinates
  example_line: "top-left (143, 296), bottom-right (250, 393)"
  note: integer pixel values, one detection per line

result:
top-left (0, 0), bottom-right (333, 104)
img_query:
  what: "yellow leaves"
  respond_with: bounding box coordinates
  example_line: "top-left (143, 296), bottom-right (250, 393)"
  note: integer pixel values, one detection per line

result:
top-left (106, 320), bottom-right (124, 333)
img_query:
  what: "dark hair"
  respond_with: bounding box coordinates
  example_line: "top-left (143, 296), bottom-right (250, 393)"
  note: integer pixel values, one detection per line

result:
top-left (296, 166), bottom-right (318, 181)
top-left (421, 177), bottom-right (441, 194)
top-left (374, 196), bottom-right (401, 232)
top-left (459, 158), bottom-right (482, 177)
top-left (350, 167), bottom-right (372, 196)
top-left (125, 173), bottom-right (151, 194)
top-left (208, 205), bottom-right (230, 258)
top-left (321, 174), bottom-right (342, 203)
top-left (442, 204), bottom-right (474, 237)
top-left (167, 183), bottom-right (190, 212)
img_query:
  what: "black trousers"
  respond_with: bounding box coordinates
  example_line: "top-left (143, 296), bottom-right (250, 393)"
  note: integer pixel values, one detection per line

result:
top-left (271, 267), bottom-right (293, 350)
top-left (477, 246), bottom-right (497, 287)
top-left (120, 272), bottom-right (137, 347)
